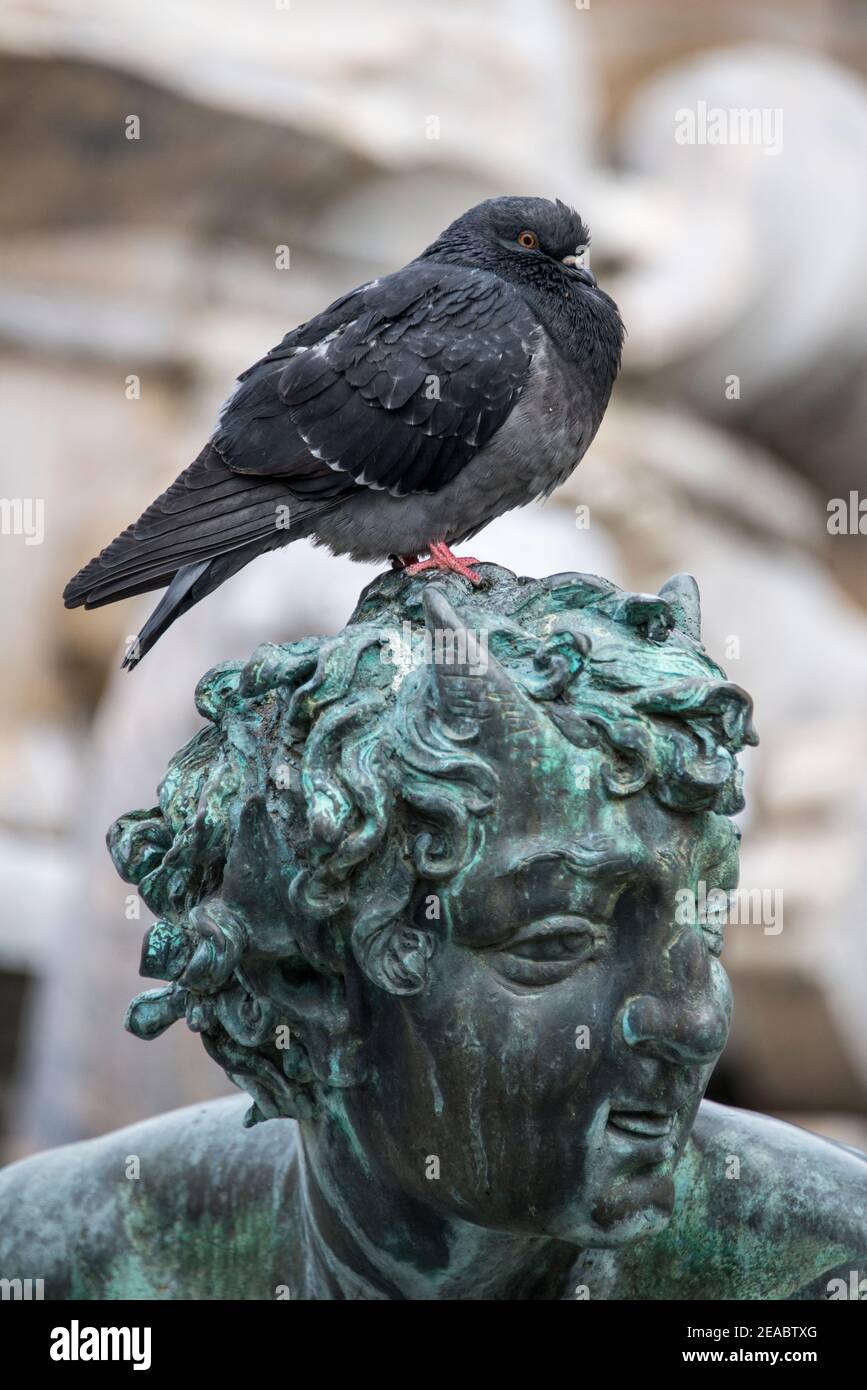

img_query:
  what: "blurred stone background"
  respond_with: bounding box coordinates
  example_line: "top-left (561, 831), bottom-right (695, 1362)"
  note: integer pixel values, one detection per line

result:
top-left (0, 0), bottom-right (865, 1158)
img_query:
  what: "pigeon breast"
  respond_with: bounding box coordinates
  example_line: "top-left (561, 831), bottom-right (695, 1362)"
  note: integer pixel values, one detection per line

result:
top-left (307, 336), bottom-right (599, 560)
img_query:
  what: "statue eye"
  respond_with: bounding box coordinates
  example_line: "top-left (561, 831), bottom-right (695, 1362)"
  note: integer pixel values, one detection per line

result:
top-left (507, 919), bottom-right (596, 960)
top-left (517, 229), bottom-right (539, 250)
top-left (491, 915), bottom-right (608, 983)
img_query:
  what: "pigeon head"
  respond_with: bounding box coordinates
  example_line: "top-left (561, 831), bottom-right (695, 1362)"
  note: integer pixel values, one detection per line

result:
top-left (420, 195), bottom-right (597, 291)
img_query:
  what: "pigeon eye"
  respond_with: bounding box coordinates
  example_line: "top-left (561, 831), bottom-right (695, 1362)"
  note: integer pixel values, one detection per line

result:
top-left (517, 230), bottom-right (539, 250)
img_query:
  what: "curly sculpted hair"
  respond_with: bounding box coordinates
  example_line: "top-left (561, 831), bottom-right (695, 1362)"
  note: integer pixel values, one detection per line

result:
top-left (110, 565), bottom-right (757, 1125)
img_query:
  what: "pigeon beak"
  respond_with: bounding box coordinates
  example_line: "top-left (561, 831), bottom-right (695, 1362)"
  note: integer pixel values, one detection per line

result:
top-left (561, 256), bottom-right (597, 287)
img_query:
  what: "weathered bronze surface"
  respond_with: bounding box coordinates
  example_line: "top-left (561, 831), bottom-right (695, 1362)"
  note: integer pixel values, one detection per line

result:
top-left (1, 564), bottom-right (865, 1299)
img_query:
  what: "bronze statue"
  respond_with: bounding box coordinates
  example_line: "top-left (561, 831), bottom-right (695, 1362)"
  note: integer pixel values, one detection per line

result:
top-left (1, 564), bottom-right (865, 1299)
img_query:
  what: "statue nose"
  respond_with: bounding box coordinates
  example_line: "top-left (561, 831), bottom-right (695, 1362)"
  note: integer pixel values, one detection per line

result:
top-left (620, 990), bottom-right (730, 1066)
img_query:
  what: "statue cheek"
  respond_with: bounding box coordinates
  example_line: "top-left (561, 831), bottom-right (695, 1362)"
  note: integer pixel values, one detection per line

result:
top-left (490, 988), bottom-right (608, 1101)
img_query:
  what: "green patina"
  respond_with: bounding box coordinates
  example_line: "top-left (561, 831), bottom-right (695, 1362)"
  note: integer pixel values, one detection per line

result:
top-left (0, 564), bottom-right (864, 1300)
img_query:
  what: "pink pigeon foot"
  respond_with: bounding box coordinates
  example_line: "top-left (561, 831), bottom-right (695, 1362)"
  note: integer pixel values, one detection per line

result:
top-left (404, 540), bottom-right (483, 585)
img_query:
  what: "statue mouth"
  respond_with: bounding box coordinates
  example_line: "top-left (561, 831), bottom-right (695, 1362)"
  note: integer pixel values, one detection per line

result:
top-left (606, 1108), bottom-right (678, 1140)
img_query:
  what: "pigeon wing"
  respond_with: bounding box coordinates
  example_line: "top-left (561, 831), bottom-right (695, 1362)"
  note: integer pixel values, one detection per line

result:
top-left (251, 263), bottom-right (537, 497)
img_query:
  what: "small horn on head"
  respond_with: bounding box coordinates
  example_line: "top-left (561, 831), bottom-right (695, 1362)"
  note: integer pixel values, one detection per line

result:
top-left (659, 573), bottom-right (702, 642)
top-left (421, 587), bottom-right (544, 746)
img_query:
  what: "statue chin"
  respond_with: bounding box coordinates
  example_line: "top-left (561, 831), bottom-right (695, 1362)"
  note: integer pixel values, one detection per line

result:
top-left (523, 1169), bottom-right (678, 1248)
top-left (587, 1176), bottom-right (678, 1245)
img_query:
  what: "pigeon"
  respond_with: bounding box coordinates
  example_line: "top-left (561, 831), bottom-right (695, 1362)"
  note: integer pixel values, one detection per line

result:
top-left (63, 195), bottom-right (624, 668)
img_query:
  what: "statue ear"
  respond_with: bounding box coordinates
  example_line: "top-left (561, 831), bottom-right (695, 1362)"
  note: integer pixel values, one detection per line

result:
top-left (221, 795), bottom-right (293, 954)
top-left (129, 794), bottom-right (370, 1122)
top-left (221, 799), bottom-right (367, 1097)
top-left (350, 848), bottom-right (433, 996)
top-left (355, 920), bottom-right (434, 996)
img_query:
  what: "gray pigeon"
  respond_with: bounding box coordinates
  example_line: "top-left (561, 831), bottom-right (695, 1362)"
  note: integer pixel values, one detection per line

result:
top-left (63, 196), bottom-right (624, 667)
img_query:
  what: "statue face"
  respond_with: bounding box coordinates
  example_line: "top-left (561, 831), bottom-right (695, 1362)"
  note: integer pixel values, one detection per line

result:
top-left (343, 732), bottom-right (737, 1247)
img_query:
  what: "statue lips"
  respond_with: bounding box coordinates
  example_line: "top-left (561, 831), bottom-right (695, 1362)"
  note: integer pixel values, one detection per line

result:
top-left (608, 1110), bottom-right (676, 1139)
top-left (605, 1101), bottom-right (684, 1166)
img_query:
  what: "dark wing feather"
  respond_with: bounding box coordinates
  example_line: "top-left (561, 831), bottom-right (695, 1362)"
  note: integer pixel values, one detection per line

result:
top-left (220, 263), bottom-right (536, 498)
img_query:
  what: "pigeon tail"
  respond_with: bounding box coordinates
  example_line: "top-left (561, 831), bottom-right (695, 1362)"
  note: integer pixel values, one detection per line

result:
top-left (62, 443), bottom-right (295, 612)
top-left (121, 560), bottom-right (210, 669)
top-left (120, 541), bottom-right (273, 670)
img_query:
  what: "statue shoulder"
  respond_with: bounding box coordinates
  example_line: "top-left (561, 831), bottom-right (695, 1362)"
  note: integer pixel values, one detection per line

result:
top-left (670, 1100), bottom-right (867, 1299)
top-left (0, 1096), bottom-right (301, 1300)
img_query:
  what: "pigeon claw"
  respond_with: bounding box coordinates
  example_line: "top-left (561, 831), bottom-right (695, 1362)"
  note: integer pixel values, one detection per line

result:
top-left (404, 541), bottom-right (483, 586)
